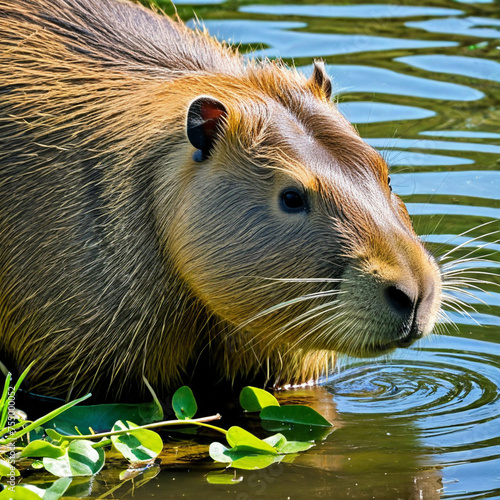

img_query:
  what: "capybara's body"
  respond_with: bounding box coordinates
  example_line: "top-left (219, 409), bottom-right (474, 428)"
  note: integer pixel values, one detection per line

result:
top-left (0, 0), bottom-right (441, 401)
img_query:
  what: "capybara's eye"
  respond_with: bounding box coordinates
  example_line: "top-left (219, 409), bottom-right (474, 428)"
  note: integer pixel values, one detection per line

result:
top-left (280, 188), bottom-right (307, 213)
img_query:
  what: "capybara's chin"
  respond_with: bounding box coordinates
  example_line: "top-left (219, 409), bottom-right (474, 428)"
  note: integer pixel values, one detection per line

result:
top-left (0, 0), bottom-right (442, 401)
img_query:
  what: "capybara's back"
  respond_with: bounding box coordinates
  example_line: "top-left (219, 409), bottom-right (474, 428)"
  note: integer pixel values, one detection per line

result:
top-left (0, 0), bottom-right (442, 401)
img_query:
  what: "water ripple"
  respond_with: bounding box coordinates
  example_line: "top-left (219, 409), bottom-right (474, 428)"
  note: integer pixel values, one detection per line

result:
top-left (327, 336), bottom-right (500, 453)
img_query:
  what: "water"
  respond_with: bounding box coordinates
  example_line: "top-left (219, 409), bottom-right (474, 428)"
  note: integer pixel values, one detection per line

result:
top-left (80, 0), bottom-right (500, 497)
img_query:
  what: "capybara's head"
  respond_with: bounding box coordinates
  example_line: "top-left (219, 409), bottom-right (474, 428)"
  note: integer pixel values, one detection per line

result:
top-left (163, 62), bottom-right (442, 378)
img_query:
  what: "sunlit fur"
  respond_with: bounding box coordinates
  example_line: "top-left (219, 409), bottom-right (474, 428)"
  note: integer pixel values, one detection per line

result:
top-left (1, 0), bottom-right (444, 400)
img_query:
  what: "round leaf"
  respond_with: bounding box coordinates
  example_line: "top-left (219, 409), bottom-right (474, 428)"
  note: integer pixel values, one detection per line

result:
top-left (43, 440), bottom-right (105, 477)
top-left (226, 426), bottom-right (277, 455)
top-left (259, 405), bottom-right (332, 427)
top-left (172, 386), bottom-right (197, 420)
top-left (111, 421), bottom-right (163, 462)
top-left (239, 387), bottom-right (279, 412)
top-left (21, 440), bottom-right (66, 459)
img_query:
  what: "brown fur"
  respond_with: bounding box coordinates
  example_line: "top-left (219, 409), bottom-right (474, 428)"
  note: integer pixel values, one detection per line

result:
top-left (0, 0), bottom-right (441, 400)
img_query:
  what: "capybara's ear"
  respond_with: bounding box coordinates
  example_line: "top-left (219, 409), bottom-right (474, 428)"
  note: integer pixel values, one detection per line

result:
top-left (187, 96), bottom-right (227, 162)
top-left (308, 60), bottom-right (332, 100)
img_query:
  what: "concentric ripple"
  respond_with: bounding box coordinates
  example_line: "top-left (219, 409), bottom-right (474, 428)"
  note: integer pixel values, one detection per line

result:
top-left (326, 335), bottom-right (500, 496)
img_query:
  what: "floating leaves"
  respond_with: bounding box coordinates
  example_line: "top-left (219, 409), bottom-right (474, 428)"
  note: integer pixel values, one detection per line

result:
top-left (1, 373), bottom-right (334, 498)
top-left (207, 387), bottom-right (333, 469)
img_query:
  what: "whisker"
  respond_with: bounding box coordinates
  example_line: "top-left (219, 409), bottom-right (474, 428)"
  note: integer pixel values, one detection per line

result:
top-left (437, 309), bottom-right (460, 332)
top-left (441, 287), bottom-right (489, 306)
top-left (441, 300), bottom-right (480, 325)
top-left (258, 277), bottom-right (345, 284)
top-left (432, 220), bottom-right (497, 256)
top-left (442, 294), bottom-right (479, 315)
top-left (440, 250), bottom-right (500, 269)
top-left (235, 289), bottom-right (343, 332)
top-left (438, 231), bottom-right (500, 261)
top-left (275, 298), bottom-right (345, 340)
top-left (440, 255), bottom-right (500, 271)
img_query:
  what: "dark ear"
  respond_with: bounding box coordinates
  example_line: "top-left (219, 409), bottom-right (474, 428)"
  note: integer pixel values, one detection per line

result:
top-left (187, 96), bottom-right (227, 162)
top-left (309, 60), bottom-right (332, 100)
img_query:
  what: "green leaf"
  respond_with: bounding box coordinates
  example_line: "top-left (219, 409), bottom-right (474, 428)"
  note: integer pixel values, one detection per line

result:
top-left (239, 386), bottom-right (280, 412)
top-left (22, 478), bottom-right (72, 500)
top-left (226, 426), bottom-right (277, 455)
top-left (206, 472), bottom-right (243, 484)
top-left (32, 460), bottom-right (44, 469)
top-left (259, 405), bottom-right (332, 427)
top-left (43, 440), bottom-right (105, 477)
top-left (0, 486), bottom-right (42, 500)
top-left (171, 387), bottom-right (197, 420)
top-left (111, 421), bottom-right (163, 462)
top-left (45, 400), bottom-right (161, 436)
top-left (21, 440), bottom-right (66, 459)
top-left (0, 458), bottom-right (19, 477)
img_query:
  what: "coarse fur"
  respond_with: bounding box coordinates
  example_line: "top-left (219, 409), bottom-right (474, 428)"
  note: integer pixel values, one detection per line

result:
top-left (0, 0), bottom-right (442, 401)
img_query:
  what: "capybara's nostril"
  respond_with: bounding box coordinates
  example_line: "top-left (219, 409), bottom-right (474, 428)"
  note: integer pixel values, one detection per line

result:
top-left (385, 285), bottom-right (414, 320)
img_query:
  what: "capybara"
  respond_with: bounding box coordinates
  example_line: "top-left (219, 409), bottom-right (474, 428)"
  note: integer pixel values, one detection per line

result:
top-left (0, 0), bottom-right (442, 401)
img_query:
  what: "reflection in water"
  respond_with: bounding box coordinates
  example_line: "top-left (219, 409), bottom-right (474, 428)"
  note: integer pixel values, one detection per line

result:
top-left (240, 4), bottom-right (464, 18)
top-left (195, 19), bottom-right (457, 58)
top-left (366, 138), bottom-right (500, 154)
top-left (338, 100), bottom-right (436, 123)
top-left (377, 150), bottom-right (475, 167)
top-left (329, 335), bottom-right (500, 498)
top-left (420, 130), bottom-right (500, 139)
top-left (406, 16), bottom-right (500, 38)
top-left (397, 54), bottom-right (500, 82)
top-left (391, 171), bottom-right (499, 199)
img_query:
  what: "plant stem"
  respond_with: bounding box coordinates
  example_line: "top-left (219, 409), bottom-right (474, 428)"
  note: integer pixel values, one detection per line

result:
top-left (58, 414), bottom-right (226, 440)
